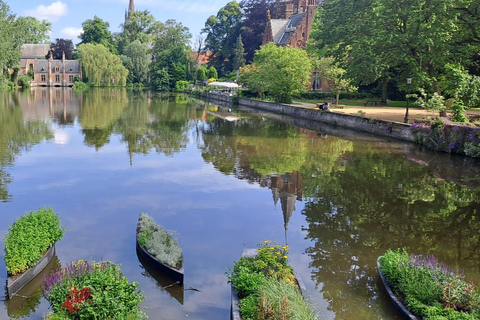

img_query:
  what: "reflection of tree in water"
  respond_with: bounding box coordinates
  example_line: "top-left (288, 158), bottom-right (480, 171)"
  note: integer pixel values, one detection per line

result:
top-left (0, 93), bottom-right (53, 201)
top-left (200, 118), bottom-right (355, 236)
top-left (78, 89), bottom-right (129, 150)
top-left (114, 92), bottom-right (196, 164)
top-left (301, 147), bottom-right (480, 319)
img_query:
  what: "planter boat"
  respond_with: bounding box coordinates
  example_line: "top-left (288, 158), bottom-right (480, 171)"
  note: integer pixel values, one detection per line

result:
top-left (377, 256), bottom-right (419, 320)
top-left (6, 252), bottom-right (60, 317)
top-left (136, 215), bottom-right (184, 285)
top-left (136, 246), bottom-right (184, 305)
top-left (230, 248), bottom-right (308, 320)
top-left (6, 245), bottom-right (56, 299)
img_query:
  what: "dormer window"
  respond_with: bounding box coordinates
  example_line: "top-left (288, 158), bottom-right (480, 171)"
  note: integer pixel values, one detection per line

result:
top-left (55, 67), bottom-right (59, 72)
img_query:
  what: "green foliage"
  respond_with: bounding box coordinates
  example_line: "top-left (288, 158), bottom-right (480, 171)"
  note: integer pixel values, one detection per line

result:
top-left (120, 40), bottom-right (150, 84)
top-left (42, 260), bottom-right (146, 319)
top-left (202, 1), bottom-right (242, 76)
top-left (17, 75), bottom-right (30, 89)
top-left (77, 43), bottom-right (128, 86)
top-left (137, 213), bottom-right (182, 268)
top-left (4, 207), bottom-right (65, 276)
top-left (240, 43), bottom-right (312, 103)
top-left (207, 66), bottom-right (218, 79)
top-left (379, 249), bottom-right (480, 319)
top-left (174, 80), bottom-right (190, 92)
top-left (227, 241), bottom-right (316, 320)
top-left (78, 16), bottom-right (117, 54)
top-left (15, 16), bottom-right (51, 44)
top-left (195, 66), bottom-right (208, 81)
top-left (413, 89), bottom-right (447, 115)
top-left (73, 81), bottom-right (87, 90)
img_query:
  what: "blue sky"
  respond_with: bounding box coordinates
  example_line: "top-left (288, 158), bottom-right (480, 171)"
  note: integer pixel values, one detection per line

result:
top-left (7, 0), bottom-right (231, 46)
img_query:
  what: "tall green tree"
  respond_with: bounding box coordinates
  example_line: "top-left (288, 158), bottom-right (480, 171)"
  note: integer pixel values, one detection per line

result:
top-left (78, 16), bottom-right (117, 54)
top-left (0, 1), bottom-right (20, 74)
top-left (117, 10), bottom-right (162, 54)
top-left (202, 1), bottom-right (242, 76)
top-left (240, 42), bottom-right (312, 103)
top-left (314, 56), bottom-right (357, 105)
top-left (15, 16), bottom-right (51, 44)
top-left (233, 35), bottom-right (246, 70)
top-left (77, 43), bottom-right (128, 86)
top-left (150, 19), bottom-right (192, 90)
top-left (120, 40), bottom-right (150, 83)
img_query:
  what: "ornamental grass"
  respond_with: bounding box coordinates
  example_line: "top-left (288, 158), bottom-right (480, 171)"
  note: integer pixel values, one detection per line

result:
top-left (379, 249), bottom-right (480, 319)
top-left (227, 240), bottom-right (317, 320)
top-left (4, 207), bottom-right (65, 276)
top-left (42, 260), bottom-right (146, 320)
top-left (137, 213), bottom-right (182, 269)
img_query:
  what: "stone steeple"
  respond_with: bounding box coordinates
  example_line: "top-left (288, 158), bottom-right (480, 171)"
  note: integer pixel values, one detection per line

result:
top-left (125, 0), bottom-right (135, 24)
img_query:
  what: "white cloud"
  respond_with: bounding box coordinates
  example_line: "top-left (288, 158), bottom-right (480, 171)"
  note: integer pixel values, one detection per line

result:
top-left (25, 1), bottom-right (68, 22)
top-left (61, 27), bottom-right (83, 38)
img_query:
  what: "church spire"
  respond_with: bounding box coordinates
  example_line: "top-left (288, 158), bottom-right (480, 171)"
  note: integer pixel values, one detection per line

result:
top-left (125, 0), bottom-right (135, 24)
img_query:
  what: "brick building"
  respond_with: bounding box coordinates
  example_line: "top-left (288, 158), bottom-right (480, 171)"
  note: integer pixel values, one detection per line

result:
top-left (19, 44), bottom-right (82, 87)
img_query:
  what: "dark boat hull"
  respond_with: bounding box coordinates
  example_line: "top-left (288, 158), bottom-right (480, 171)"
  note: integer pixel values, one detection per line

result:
top-left (6, 245), bottom-right (56, 299)
top-left (135, 239), bottom-right (184, 285)
top-left (377, 256), bottom-right (419, 320)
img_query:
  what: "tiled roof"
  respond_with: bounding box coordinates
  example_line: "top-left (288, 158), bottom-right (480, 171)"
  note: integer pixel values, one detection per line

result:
top-left (276, 13), bottom-right (306, 45)
top-left (21, 44), bottom-right (50, 59)
top-left (34, 60), bottom-right (81, 73)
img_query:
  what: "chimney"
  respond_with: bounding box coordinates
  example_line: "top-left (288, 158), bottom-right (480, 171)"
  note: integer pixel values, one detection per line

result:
top-left (62, 51), bottom-right (65, 62)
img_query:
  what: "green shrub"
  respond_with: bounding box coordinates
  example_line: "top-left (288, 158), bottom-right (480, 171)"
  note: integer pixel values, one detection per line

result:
top-left (73, 81), bottom-right (87, 90)
top-left (137, 213), bottom-right (182, 268)
top-left (4, 207), bottom-right (65, 276)
top-left (227, 241), bottom-right (316, 320)
top-left (174, 80), bottom-right (189, 92)
top-left (379, 249), bottom-right (480, 319)
top-left (42, 260), bottom-right (146, 319)
top-left (18, 75), bottom-right (31, 89)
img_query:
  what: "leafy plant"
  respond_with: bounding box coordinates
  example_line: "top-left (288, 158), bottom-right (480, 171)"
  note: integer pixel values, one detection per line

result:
top-left (227, 241), bottom-right (316, 320)
top-left (4, 207), bottom-right (65, 276)
top-left (137, 213), bottom-right (182, 268)
top-left (379, 249), bottom-right (480, 319)
top-left (42, 260), bottom-right (146, 319)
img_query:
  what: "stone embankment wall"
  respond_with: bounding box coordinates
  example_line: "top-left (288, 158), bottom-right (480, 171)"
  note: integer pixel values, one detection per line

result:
top-left (205, 92), bottom-right (414, 142)
top-left (203, 92), bottom-right (480, 158)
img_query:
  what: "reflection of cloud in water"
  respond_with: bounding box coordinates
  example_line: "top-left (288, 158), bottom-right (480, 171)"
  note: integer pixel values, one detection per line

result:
top-left (54, 128), bottom-right (69, 145)
top-left (36, 178), bottom-right (79, 191)
top-left (101, 194), bottom-right (231, 213)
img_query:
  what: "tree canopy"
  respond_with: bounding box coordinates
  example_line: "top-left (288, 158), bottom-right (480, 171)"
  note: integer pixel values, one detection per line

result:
top-left (240, 42), bottom-right (312, 103)
top-left (49, 39), bottom-right (74, 60)
top-left (77, 43), bottom-right (128, 86)
top-left (78, 16), bottom-right (117, 54)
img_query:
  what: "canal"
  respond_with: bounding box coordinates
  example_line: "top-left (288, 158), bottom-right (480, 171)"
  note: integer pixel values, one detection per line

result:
top-left (1, 88), bottom-right (480, 319)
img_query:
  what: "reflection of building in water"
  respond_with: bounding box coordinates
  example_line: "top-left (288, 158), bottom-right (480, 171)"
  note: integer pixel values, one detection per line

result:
top-left (18, 87), bottom-right (81, 124)
top-left (261, 172), bottom-right (303, 237)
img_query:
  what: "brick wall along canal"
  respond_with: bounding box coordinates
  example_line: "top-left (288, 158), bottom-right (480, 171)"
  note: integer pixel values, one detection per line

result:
top-left (1, 88), bottom-right (480, 319)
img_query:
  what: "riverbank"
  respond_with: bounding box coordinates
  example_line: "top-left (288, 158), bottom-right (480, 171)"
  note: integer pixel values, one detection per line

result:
top-left (203, 92), bottom-right (480, 158)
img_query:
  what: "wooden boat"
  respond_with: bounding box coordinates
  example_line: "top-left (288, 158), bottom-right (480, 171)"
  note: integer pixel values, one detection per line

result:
top-left (6, 252), bottom-right (60, 317)
top-left (136, 246), bottom-right (184, 305)
top-left (230, 248), bottom-right (308, 320)
top-left (6, 245), bottom-right (56, 299)
top-left (136, 215), bottom-right (184, 285)
top-left (377, 256), bottom-right (419, 320)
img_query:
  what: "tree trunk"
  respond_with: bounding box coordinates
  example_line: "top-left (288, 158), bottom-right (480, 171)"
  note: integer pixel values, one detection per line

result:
top-left (381, 76), bottom-right (388, 104)
top-left (336, 91), bottom-right (340, 105)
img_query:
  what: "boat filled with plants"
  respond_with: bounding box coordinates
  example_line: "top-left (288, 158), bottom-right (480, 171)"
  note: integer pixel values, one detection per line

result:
top-left (3, 207), bottom-right (65, 299)
top-left (378, 249), bottom-right (480, 320)
top-left (136, 213), bottom-right (184, 284)
top-left (41, 260), bottom-right (146, 319)
top-left (227, 240), bottom-right (317, 320)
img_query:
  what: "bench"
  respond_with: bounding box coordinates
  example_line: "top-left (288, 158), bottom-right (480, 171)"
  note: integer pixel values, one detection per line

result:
top-left (364, 100), bottom-right (381, 107)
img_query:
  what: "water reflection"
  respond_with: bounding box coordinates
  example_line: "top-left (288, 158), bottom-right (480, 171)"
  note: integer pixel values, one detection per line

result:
top-left (4, 254), bottom-right (60, 319)
top-left (2, 90), bottom-right (480, 319)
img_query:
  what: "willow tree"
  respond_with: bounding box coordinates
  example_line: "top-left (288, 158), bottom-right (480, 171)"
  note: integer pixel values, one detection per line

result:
top-left (77, 43), bottom-right (128, 86)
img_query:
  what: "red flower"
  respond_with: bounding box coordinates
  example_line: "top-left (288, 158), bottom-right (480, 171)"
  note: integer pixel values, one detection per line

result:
top-left (62, 286), bottom-right (92, 313)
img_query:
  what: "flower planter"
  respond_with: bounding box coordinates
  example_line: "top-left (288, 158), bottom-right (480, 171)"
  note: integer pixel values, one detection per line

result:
top-left (6, 245), bottom-right (56, 299)
top-left (136, 215), bottom-right (184, 285)
top-left (377, 256), bottom-right (419, 320)
top-left (230, 248), bottom-right (308, 320)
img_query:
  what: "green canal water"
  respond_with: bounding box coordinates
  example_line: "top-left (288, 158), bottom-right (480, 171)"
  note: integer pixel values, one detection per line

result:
top-left (1, 88), bottom-right (480, 319)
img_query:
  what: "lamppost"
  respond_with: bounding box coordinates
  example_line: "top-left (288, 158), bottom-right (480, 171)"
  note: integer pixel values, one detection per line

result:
top-left (404, 74), bottom-right (412, 124)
